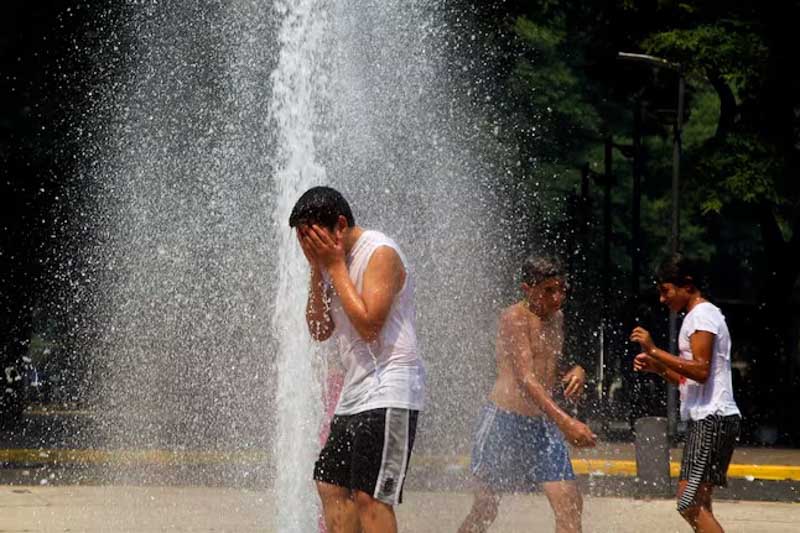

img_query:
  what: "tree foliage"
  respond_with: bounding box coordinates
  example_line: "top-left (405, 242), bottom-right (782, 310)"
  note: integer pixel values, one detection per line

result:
top-left (461, 0), bottom-right (800, 442)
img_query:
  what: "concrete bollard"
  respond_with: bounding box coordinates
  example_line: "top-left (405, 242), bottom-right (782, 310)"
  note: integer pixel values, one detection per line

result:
top-left (634, 416), bottom-right (672, 497)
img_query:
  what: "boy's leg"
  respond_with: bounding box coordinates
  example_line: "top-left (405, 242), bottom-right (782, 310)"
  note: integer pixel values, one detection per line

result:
top-left (317, 481), bottom-right (361, 533)
top-left (535, 416), bottom-right (581, 533)
top-left (353, 490), bottom-right (397, 533)
top-left (315, 413), bottom-right (360, 533)
top-left (457, 481), bottom-right (501, 533)
top-left (676, 480), bottom-right (723, 533)
top-left (346, 408), bottom-right (417, 532)
top-left (542, 480), bottom-right (582, 533)
top-left (677, 415), bottom-right (739, 532)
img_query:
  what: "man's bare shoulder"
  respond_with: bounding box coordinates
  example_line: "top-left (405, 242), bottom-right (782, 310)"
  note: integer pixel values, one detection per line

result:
top-left (499, 302), bottom-right (539, 330)
top-left (500, 302), bottom-right (524, 320)
top-left (364, 245), bottom-right (405, 286)
top-left (367, 244), bottom-right (402, 267)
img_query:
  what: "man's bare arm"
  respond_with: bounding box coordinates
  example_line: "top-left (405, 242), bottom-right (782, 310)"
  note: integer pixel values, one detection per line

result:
top-left (303, 223), bottom-right (404, 342)
top-left (304, 224), bottom-right (405, 341)
top-left (501, 308), bottom-right (596, 446)
top-left (305, 266), bottom-right (334, 341)
top-left (633, 352), bottom-right (683, 384)
top-left (561, 365), bottom-right (587, 400)
top-left (631, 327), bottom-right (713, 383)
top-left (325, 247), bottom-right (405, 342)
top-left (296, 226), bottom-right (334, 341)
top-left (651, 331), bottom-right (713, 383)
top-left (653, 358), bottom-right (684, 384)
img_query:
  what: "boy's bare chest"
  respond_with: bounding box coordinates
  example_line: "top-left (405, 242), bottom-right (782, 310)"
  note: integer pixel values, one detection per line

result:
top-left (527, 320), bottom-right (563, 361)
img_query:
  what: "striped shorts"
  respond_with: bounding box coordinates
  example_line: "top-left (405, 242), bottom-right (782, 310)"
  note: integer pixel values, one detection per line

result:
top-left (314, 407), bottom-right (418, 505)
top-left (677, 414), bottom-right (741, 511)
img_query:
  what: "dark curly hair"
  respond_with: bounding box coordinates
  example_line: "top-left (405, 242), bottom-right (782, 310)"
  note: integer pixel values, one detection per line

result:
top-left (656, 253), bottom-right (706, 291)
top-left (288, 186), bottom-right (355, 230)
top-left (521, 255), bottom-right (565, 286)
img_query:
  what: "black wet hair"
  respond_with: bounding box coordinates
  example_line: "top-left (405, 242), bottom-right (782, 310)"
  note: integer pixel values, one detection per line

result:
top-left (521, 255), bottom-right (565, 286)
top-left (288, 186), bottom-right (355, 230)
top-left (656, 253), bottom-right (706, 291)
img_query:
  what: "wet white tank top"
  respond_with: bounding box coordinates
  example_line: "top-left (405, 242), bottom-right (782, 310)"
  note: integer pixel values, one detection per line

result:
top-left (326, 230), bottom-right (426, 415)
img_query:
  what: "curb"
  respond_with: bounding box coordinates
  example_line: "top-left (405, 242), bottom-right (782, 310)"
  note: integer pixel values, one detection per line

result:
top-left (4, 449), bottom-right (799, 482)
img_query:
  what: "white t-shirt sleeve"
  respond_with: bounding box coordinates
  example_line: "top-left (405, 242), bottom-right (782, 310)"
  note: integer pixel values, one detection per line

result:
top-left (689, 306), bottom-right (721, 336)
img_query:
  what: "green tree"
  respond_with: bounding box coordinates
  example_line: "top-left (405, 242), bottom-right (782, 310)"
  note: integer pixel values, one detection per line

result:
top-left (461, 0), bottom-right (800, 442)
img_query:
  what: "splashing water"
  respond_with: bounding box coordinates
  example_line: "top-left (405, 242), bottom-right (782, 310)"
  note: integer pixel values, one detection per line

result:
top-left (76, 0), bottom-right (514, 530)
top-left (269, 0), bottom-right (328, 529)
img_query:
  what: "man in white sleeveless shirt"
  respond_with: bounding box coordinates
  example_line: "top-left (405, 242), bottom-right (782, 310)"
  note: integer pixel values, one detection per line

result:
top-left (289, 186), bottom-right (426, 533)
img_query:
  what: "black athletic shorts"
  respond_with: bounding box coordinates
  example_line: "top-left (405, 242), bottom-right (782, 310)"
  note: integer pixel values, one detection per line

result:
top-left (313, 407), bottom-right (418, 505)
top-left (678, 414), bottom-right (741, 511)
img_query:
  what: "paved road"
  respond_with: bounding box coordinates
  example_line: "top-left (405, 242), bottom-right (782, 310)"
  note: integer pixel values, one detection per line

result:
top-left (1, 485), bottom-right (798, 532)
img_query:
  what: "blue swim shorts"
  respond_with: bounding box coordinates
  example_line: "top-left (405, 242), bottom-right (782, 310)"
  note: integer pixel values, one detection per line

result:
top-left (470, 403), bottom-right (575, 491)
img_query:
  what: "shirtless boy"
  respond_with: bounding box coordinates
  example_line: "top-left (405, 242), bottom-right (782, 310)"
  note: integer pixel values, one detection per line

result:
top-left (458, 256), bottom-right (596, 533)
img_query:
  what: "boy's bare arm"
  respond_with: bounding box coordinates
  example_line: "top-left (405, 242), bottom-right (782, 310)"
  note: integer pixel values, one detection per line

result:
top-left (561, 365), bottom-right (587, 400)
top-left (501, 309), bottom-right (596, 447)
top-left (304, 224), bottom-right (404, 342)
top-left (297, 226), bottom-right (334, 341)
top-left (631, 327), bottom-right (712, 383)
top-left (326, 247), bottom-right (404, 342)
top-left (633, 352), bottom-right (683, 384)
top-left (655, 362), bottom-right (683, 384)
top-left (305, 266), bottom-right (334, 341)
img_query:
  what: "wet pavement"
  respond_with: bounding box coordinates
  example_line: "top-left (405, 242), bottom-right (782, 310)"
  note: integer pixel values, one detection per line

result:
top-left (0, 485), bottom-right (798, 532)
top-left (0, 408), bottom-right (800, 512)
top-left (3, 407), bottom-right (800, 503)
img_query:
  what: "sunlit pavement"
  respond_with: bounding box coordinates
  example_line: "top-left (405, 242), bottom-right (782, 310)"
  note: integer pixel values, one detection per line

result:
top-left (2, 445), bottom-right (800, 502)
top-left (0, 485), bottom-right (798, 532)
top-left (2, 408), bottom-right (800, 530)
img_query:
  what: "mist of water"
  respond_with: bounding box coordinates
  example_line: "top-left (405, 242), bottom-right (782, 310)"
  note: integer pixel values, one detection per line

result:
top-left (76, 1), bottom-right (515, 529)
top-left (269, 0), bottom-right (328, 528)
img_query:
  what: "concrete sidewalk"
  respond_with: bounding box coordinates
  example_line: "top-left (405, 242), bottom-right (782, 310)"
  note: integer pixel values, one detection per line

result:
top-left (3, 447), bottom-right (800, 503)
top-left (1, 485), bottom-right (798, 532)
top-left (4, 443), bottom-right (800, 480)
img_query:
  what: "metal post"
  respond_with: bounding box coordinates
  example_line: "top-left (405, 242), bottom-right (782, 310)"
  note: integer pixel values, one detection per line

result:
top-left (604, 138), bottom-right (613, 298)
top-left (632, 101), bottom-right (643, 298)
top-left (634, 417), bottom-right (672, 496)
top-left (666, 75), bottom-right (685, 438)
top-left (601, 137), bottom-right (613, 412)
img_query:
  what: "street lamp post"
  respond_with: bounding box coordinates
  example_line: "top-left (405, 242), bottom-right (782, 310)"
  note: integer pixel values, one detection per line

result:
top-left (666, 73), bottom-right (685, 438)
top-left (617, 52), bottom-right (685, 438)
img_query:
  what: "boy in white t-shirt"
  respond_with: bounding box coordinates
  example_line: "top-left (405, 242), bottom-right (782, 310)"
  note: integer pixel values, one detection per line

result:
top-left (630, 254), bottom-right (740, 533)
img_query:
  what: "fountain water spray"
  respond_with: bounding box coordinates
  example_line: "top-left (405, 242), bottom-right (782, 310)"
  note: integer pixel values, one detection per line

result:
top-left (77, 1), bottom-right (513, 530)
top-left (269, 0), bottom-right (329, 529)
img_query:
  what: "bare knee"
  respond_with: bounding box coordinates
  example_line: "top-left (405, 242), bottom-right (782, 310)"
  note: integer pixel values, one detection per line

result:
top-left (554, 498), bottom-right (583, 521)
top-left (678, 504), bottom-right (700, 524)
top-left (317, 481), bottom-right (351, 504)
top-left (677, 482), bottom-right (713, 526)
top-left (353, 491), bottom-right (397, 533)
top-left (353, 490), bottom-right (376, 509)
top-left (459, 492), bottom-right (500, 533)
top-left (473, 493), bottom-right (499, 523)
top-left (353, 490), bottom-right (394, 515)
top-left (553, 498), bottom-right (582, 532)
top-left (563, 490), bottom-right (583, 515)
top-left (545, 482), bottom-right (582, 533)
